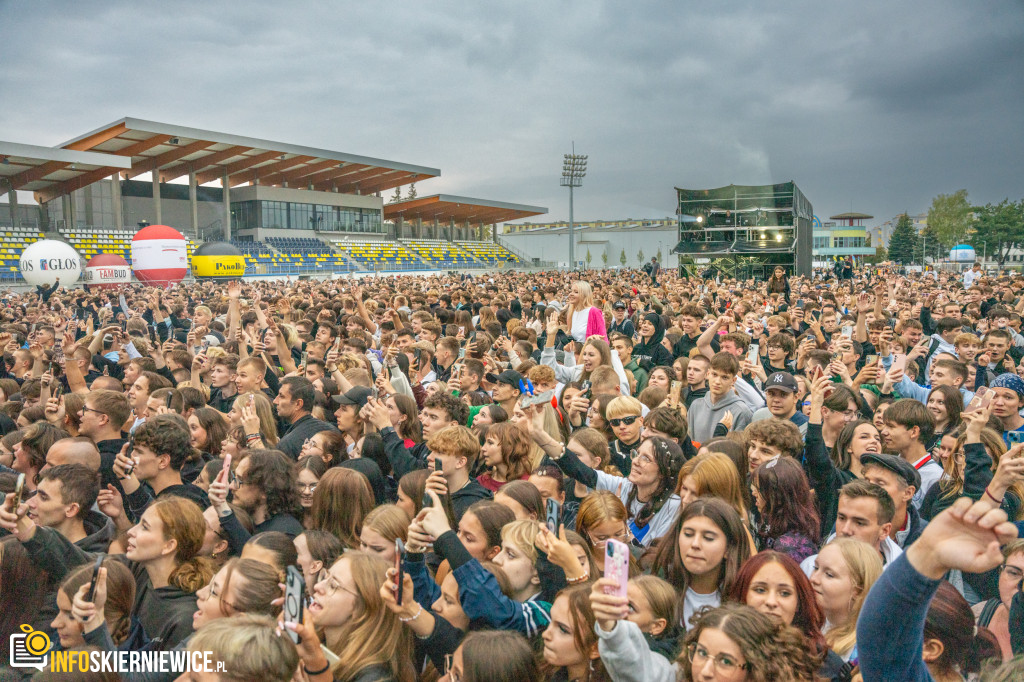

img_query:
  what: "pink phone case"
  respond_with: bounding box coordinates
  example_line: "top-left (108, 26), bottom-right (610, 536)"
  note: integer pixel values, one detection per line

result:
top-left (891, 354), bottom-right (907, 373)
top-left (603, 539), bottom-right (629, 598)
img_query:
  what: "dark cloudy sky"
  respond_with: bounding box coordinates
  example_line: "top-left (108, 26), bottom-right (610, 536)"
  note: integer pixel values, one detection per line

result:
top-left (2, 1), bottom-right (1022, 225)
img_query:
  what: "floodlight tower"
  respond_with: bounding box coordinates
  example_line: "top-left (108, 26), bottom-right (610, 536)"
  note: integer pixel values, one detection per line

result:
top-left (560, 144), bottom-right (587, 269)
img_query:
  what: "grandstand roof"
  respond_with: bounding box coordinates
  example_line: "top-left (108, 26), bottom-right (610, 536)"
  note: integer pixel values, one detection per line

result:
top-left (384, 194), bottom-right (547, 226)
top-left (0, 140), bottom-right (132, 194)
top-left (20, 117), bottom-right (440, 204)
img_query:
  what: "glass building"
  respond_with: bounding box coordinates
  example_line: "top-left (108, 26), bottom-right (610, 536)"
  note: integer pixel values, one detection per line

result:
top-left (231, 200), bottom-right (381, 234)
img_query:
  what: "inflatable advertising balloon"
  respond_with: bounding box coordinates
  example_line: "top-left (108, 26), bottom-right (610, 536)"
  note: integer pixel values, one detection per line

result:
top-left (83, 253), bottom-right (131, 289)
top-left (191, 241), bottom-right (246, 280)
top-left (19, 240), bottom-right (82, 286)
top-left (131, 224), bottom-right (187, 285)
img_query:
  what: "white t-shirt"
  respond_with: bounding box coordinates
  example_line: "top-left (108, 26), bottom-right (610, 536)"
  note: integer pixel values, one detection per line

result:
top-left (571, 308), bottom-right (590, 343)
top-left (683, 588), bottom-right (720, 630)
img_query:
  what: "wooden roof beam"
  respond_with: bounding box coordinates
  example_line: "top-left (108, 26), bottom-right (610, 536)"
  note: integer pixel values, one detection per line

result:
top-left (159, 145), bottom-right (252, 182)
top-left (228, 155), bottom-right (316, 186)
top-left (196, 150), bottom-right (282, 185)
top-left (124, 140), bottom-right (213, 180)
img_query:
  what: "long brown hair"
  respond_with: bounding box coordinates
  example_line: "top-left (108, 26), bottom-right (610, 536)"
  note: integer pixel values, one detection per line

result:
top-left (61, 560), bottom-right (135, 645)
top-left (310, 468), bottom-right (374, 549)
top-left (650, 498), bottom-right (750, 596)
top-left (325, 552), bottom-right (415, 682)
top-left (539, 585), bottom-right (607, 682)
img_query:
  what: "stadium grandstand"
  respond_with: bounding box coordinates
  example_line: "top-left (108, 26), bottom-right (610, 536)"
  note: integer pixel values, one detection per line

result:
top-left (0, 120), bottom-right (546, 281)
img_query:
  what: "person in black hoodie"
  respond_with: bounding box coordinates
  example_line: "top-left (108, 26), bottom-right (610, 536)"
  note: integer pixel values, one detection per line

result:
top-left (631, 313), bottom-right (674, 372)
top-left (113, 414), bottom-right (209, 522)
top-left (424, 425), bottom-right (493, 522)
top-left (26, 464), bottom-right (114, 552)
top-left (1, 495), bottom-right (213, 652)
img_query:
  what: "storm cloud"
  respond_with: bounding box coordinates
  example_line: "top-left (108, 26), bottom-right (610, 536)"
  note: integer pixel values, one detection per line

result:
top-left (1, 0), bottom-right (1021, 223)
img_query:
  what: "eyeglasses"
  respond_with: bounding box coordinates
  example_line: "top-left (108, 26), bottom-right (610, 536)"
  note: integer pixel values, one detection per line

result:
top-left (630, 448), bottom-right (655, 466)
top-left (320, 574), bottom-right (359, 599)
top-left (299, 482), bottom-right (318, 493)
top-left (588, 528), bottom-right (630, 547)
top-left (81, 406), bottom-right (107, 417)
top-left (687, 643), bottom-right (746, 675)
top-left (207, 581), bottom-right (242, 613)
top-left (609, 415), bottom-right (639, 427)
top-left (443, 654), bottom-right (461, 682)
top-left (1000, 565), bottom-right (1024, 581)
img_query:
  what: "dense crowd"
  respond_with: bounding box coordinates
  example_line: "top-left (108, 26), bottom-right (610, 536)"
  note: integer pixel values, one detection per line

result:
top-left (0, 261), bottom-right (1022, 682)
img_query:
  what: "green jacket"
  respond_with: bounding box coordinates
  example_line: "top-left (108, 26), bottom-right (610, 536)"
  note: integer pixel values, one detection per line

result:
top-left (624, 358), bottom-right (648, 395)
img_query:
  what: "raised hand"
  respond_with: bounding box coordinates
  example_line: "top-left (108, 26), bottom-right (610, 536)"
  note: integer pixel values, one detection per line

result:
top-left (906, 497), bottom-right (1019, 580)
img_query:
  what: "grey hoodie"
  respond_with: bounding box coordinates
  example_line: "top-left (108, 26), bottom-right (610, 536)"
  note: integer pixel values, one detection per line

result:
top-left (687, 390), bottom-right (753, 443)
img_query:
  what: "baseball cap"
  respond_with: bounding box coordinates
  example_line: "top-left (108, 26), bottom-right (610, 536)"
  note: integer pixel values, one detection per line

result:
top-left (331, 386), bottom-right (374, 409)
top-left (484, 369), bottom-right (523, 388)
top-left (859, 453), bottom-right (922, 491)
top-left (613, 301), bottom-right (626, 310)
top-left (764, 372), bottom-right (798, 393)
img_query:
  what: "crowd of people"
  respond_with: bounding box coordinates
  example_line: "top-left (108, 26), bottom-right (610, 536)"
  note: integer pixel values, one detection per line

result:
top-left (0, 261), bottom-right (1022, 681)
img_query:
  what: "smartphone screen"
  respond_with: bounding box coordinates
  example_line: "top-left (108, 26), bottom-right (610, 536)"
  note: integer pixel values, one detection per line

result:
top-left (284, 566), bottom-right (306, 644)
top-left (603, 539), bottom-right (629, 598)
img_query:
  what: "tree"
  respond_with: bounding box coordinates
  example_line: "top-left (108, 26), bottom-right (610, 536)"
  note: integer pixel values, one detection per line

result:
top-left (408, 183), bottom-right (417, 199)
top-left (926, 190), bottom-right (973, 249)
top-left (601, 251), bottom-right (608, 267)
top-left (389, 186), bottom-right (402, 204)
top-left (637, 249), bottom-right (644, 265)
top-left (888, 213), bottom-right (917, 264)
top-left (971, 199), bottom-right (1024, 267)
top-left (620, 249), bottom-right (627, 266)
top-left (586, 248), bottom-right (592, 268)
top-left (656, 247), bottom-right (663, 263)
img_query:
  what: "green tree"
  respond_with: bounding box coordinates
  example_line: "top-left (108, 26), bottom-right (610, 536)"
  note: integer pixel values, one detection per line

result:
top-left (971, 199), bottom-right (1024, 267)
top-left (888, 213), bottom-right (917, 264)
top-left (389, 186), bottom-right (402, 204)
top-left (926, 190), bottom-right (972, 249)
top-left (620, 249), bottom-right (627, 266)
top-left (601, 251), bottom-right (608, 267)
top-left (408, 183), bottom-right (417, 199)
top-left (637, 248), bottom-right (644, 265)
top-left (656, 247), bottom-right (663, 262)
top-left (586, 248), bottom-right (592, 268)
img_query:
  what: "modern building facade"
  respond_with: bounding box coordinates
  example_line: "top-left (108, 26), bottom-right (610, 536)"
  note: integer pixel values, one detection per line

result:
top-left (812, 212), bottom-right (877, 268)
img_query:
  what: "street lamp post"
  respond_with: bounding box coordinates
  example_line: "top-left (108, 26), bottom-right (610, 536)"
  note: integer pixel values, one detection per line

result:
top-left (561, 144), bottom-right (587, 270)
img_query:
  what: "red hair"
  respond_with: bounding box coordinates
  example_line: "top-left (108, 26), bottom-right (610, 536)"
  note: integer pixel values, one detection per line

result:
top-left (727, 550), bottom-right (827, 661)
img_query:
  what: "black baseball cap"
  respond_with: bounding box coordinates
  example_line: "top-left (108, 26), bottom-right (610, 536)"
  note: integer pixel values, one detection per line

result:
top-left (331, 386), bottom-right (374, 409)
top-left (613, 301), bottom-right (626, 310)
top-left (484, 369), bottom-right (523, 388)
top-left (859, 453), bottom-right (921, 491)
top-left (764, 372), bottom-right (798, 394)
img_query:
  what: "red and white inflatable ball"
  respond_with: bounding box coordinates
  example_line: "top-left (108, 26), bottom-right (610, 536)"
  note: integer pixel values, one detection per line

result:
top-left (83, 253), bottom-right (131, 289)
top-left (131, 225), bottom-right (187, 285)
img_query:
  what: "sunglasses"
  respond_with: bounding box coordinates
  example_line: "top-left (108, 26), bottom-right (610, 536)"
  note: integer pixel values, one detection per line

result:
top-left (609, 415), bottom-right (639, 427)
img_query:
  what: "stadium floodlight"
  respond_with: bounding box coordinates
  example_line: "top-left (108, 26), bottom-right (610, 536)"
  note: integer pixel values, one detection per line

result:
top-left (560, 143), bottom-right (587, 270)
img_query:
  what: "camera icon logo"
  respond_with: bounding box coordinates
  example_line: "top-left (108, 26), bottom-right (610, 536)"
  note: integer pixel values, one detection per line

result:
top-left (10, 624), bottom-right (50, 671)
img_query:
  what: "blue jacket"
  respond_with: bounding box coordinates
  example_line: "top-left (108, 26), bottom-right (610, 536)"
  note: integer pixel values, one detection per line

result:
top-left (856, 552), bottom-right (938, 682)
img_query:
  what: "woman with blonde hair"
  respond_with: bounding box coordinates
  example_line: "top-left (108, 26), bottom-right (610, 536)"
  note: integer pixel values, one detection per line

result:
top-left (309, 551), bottom-right (415, 682)
top-left (575, 491), bottom-right (641, 578)
top-left (540, 312), bottom-right (630, 394)
top-left (310, 467), bottom-right (375, 550)
top-left (809, 536), bottom-right (883, 662)
top-left (359, 504), bottom-right (410, 562)
top-left (565, 280), bottom-right (607, 343)
top-left (925, 407), bottom-right (1024, 522)
top-left (228, 391), bottom-right (279, 447)
top-left (513, 397), bottom-right (563, 469)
